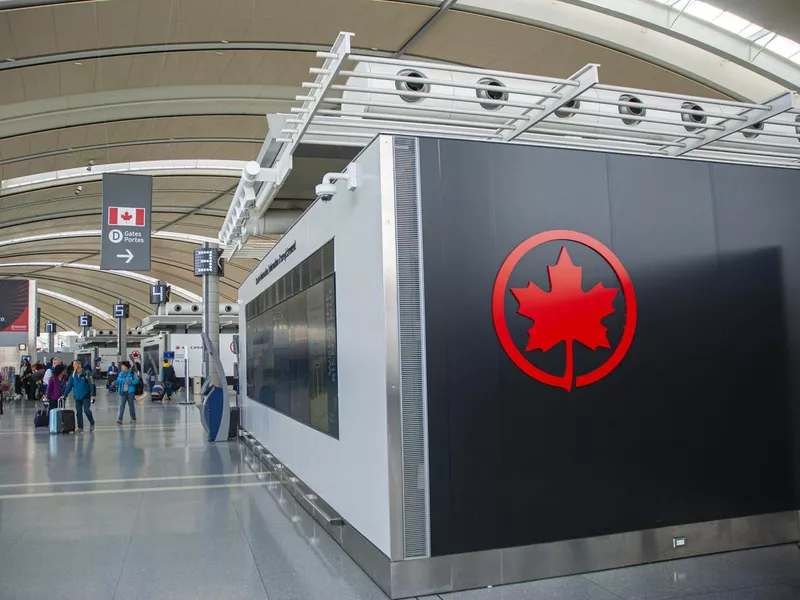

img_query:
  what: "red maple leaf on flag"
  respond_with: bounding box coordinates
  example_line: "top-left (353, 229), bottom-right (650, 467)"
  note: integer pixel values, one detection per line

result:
top-left (120, 211), bottom-right (133, 222)
top-left (511, 246), bottom-right (618, 391)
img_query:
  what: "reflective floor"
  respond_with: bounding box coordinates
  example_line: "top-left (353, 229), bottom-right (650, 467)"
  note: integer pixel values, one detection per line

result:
top-left (0, 388), bottom-right (798, 600)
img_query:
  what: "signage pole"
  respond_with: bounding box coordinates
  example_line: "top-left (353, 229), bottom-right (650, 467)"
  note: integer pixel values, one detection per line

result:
top-left (27, 281), bottom-right (37, 360)
top-left (201, 242), bottom-right (221, 387)
top-left (47, 327), bottom-right (55, 355)
top-left (117, 301), bottom-right (128, 364)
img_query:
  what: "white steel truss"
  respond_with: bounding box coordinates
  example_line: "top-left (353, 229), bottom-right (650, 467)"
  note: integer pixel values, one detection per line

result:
top-left (218, 31), bottom-right (799, 255)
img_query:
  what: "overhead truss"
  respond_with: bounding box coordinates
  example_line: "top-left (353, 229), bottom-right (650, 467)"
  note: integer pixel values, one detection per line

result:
top-left (219, 31), bottom-right (799, 257)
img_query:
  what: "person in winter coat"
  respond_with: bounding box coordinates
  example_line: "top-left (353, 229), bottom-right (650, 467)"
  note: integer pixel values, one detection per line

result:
top-left (161, 360), bottom-right (176, 404)
top-left (45, 364), bottom-right (66, 412)
top-left (61, 361), bottom-right (96, 433)
top-left (116, 361), bottom-right (139, 425)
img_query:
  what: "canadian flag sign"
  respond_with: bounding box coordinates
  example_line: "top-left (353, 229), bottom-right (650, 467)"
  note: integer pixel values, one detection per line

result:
top-left (108, 207), bottom-right (145, 227)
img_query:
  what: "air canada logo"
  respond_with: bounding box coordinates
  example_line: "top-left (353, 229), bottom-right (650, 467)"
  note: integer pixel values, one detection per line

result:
top-left (492, 230), bottom-right (636, 391)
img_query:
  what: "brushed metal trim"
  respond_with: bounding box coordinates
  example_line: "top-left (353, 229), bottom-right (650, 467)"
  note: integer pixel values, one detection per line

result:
top-left (392, 136), bottom-right (431, 559)
top-left (238, 430), bottom-right (393, 596)
top-left (380, 135), bottom-right (406, 562)
top-left (237, 432), bottom-right (799, 599)
top-left (389, 511), bottom-right (800, 598)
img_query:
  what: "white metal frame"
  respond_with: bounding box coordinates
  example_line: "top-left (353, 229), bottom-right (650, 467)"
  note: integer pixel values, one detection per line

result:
top-left (218, 31), bottom-right (799, 255)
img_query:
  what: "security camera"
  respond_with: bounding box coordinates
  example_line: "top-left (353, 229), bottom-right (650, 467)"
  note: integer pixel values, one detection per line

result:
top-left (315, 182), bottom-right (337, 203)
top-left (74, 185), bottom-right (83, 195)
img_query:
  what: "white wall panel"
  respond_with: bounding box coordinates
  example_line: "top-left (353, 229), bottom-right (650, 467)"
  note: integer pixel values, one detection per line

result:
top-left (239, 138), bottom-right (392, 556)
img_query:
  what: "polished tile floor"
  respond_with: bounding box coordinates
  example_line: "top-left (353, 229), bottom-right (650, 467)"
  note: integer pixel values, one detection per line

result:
top-left (0, 388), bottom-right (798, 600)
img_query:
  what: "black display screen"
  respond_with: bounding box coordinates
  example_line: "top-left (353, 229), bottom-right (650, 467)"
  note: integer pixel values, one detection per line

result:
top-left (246, 275), bottom-right (339, 438)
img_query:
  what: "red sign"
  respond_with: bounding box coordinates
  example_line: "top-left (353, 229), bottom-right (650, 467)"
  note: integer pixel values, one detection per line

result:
top-left (492, 230), bottom-right (636, 391)
top-left (131, 350), bottom-right (141, 360)
top-left (108, 206), bottom-right (145, 227)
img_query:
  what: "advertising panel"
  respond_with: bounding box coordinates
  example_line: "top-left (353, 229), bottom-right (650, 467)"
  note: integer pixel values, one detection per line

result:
top-left (0, 281), bottom-right (29, 334)
top-left (418, 138), bottom-right (799, 556)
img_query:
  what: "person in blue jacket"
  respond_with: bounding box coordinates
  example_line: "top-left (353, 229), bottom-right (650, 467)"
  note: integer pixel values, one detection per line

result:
top-left (60, 360), bottom-right (96, 432)
top-left (116, 361), bottom-right (139, 425)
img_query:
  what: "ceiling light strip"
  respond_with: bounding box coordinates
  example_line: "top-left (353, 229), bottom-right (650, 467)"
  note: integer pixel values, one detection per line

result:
top-left (0, 262), bottom-right (201, 302)
top-left (38, 288), bottom-right (113, 321)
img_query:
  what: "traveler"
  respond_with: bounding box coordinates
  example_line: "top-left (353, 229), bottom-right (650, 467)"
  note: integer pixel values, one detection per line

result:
top-left (60, 360), bottom-right (96, 433)
top-left (45, 364), bottom-right (66, 412)
top-left (116, 361), bottom-right (139, 425)
top-left (42, 358), bottom-right (61, 388)
top-left (31, 364), bottom-right (46, 400)
top-left (107, 362), bottom-right (119, 391)
top-left (161, 360), bottom-right (176, 404)
top-left (19, 359), bottom-right (32, 400)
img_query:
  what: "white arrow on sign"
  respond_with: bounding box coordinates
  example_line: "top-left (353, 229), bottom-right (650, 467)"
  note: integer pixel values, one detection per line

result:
top-left (117, 249), bottom-right (134, 264)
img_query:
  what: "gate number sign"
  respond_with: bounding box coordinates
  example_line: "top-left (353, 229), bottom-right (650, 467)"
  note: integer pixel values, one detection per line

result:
top-left (113, 303), bottom-right (129, 319)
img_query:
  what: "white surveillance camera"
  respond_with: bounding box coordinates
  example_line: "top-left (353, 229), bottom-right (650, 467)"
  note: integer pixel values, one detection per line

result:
top-left (315, 182), bottom-right (337, 203)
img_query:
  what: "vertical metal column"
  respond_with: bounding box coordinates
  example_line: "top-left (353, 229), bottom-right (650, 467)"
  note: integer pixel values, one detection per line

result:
top-left (202, 242), bottom-right (220, 386)
top-left (47, 328), bottom-right (55, 354)
top-left (117, 299), bottom-right (128, 363)
top-left (27, 280), bottom-right (37, 358)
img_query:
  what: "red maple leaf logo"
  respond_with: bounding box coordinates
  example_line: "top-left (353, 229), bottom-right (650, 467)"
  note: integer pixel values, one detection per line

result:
top-left (120, 211), bottom-right (133, 222)
top-left (511, 246), bottom-right (618, 391)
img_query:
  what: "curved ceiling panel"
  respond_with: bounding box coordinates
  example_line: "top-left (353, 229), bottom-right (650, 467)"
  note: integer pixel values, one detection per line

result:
top-left (1, 0), bottom-right (795, 326)
top-left (0, 0), bottom-right (436, 57)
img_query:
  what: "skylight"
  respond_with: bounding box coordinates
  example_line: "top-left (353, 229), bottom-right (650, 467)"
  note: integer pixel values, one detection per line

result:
top-left (651, 0), bottom-right (800, 62)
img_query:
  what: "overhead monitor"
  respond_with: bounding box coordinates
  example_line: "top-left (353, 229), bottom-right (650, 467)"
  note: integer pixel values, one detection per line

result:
top-left (78, 315), bottom-right (92, 328)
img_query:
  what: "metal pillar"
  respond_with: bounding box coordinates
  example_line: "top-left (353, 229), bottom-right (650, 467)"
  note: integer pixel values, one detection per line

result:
top-left (27, 280), bottom-right (37, 357)
top-left (47, 329), bottom-right (55, 354)
top-left (202, 242), bottom-right (221, 386)
top-left (117, 299), bottom-right (127, 363)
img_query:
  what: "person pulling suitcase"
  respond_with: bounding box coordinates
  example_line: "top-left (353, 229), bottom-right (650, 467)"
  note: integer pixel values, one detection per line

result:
top-left (60, 360), bottom-right (96, 433)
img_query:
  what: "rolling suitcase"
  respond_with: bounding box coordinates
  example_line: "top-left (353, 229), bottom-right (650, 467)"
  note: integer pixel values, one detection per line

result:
top-left (34, 401), bottom-right (50, 428)
top-left (49, 399), bottom-right (76, 434)
top-left (150, 383), bottom-right (164, 402)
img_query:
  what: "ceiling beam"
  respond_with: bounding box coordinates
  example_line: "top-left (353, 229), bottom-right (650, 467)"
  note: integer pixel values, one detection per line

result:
top-left (0, 138), bottom-right (261, 167)
top-left (0, 41), bottom-right (395, 71)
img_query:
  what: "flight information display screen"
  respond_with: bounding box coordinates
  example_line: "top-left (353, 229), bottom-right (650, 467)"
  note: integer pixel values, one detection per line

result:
top-left (246, 275), bottom-right (339, 438)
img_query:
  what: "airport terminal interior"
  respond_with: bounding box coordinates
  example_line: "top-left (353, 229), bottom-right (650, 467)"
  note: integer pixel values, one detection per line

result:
top-left (1, 0), bottom-right (800, 598)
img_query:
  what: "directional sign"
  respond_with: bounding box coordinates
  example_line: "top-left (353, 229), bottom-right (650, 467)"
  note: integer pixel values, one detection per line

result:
top-left (113, 303), bottom-right (129, 319)
top-left (78, 315), bottom-right (92, 328)
top-left (101, 173), bottom-right (152, 271)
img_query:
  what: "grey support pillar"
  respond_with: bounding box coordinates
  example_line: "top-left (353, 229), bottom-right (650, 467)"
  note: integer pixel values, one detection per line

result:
top-left (27, 280), bottom-right (37, 357)
top-left (201, 242), bottom-right (221, 386)
top-left (47, 327), bottom-right (55, 354)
